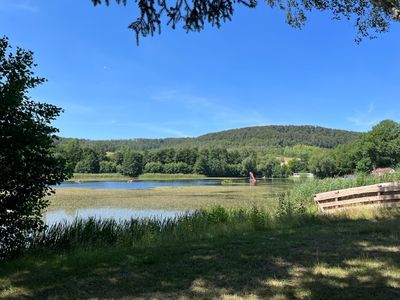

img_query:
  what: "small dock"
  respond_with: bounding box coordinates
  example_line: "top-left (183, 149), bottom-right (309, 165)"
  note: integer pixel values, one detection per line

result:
top-left (314, 182), bottom-right (400, 212)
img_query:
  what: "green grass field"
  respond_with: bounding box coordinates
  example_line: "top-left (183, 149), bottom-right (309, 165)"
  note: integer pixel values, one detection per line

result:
top-left (1, 209), bottom-right (399, 299)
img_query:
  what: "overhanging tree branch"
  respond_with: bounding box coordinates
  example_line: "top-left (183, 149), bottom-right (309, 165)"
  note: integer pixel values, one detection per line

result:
top-left (92, 0), bottom-right (400, 43)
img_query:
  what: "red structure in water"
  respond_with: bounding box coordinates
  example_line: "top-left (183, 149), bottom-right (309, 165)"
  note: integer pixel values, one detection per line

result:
top-left (249, 172), bottom-right (256, 186)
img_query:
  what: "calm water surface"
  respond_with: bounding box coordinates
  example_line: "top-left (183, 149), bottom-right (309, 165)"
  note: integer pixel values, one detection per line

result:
top-left (56, 178), bottom-right (292, 190)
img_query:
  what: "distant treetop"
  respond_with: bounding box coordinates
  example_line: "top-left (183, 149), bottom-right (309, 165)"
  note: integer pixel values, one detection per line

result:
top-left (92, 0), bottom-right (400, 43)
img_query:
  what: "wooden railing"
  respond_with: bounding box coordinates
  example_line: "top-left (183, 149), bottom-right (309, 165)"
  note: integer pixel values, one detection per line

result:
top-left (314, 182), bottom-right (400, 212)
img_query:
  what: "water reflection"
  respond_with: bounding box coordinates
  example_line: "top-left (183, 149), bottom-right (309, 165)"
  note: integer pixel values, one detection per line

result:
top-left (44, 208), bottom-right (185, 226)
top-left (55, 179), bottom-right (293, 190)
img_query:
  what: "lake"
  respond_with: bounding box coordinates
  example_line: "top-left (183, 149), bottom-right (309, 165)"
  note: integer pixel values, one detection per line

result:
top-left (55, 178), bottom-right (293, 190)
top-left (46, 179), bottom-right (295, 226)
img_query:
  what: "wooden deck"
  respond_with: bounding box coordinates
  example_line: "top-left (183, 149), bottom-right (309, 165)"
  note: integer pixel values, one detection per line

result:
top-left (314, 182), bottom-right (400, 212)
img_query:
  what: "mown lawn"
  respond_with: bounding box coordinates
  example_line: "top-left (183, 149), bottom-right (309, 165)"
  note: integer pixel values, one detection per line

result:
top-left (1, 213), bottom-right (399, 299)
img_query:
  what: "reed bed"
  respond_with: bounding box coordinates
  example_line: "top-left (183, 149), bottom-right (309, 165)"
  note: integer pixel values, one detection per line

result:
top-left (280, 173), bottom-right (400, 215)
top-left (31, 206), bottom-right (315, 253)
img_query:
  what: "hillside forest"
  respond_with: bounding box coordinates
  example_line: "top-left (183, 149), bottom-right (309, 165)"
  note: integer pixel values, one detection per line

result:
top-left (55, 121), bottom-right (400, 179)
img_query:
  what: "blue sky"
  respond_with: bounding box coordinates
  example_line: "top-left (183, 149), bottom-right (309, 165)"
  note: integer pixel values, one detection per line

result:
top-left (1, 0), bottom-right (400, 139)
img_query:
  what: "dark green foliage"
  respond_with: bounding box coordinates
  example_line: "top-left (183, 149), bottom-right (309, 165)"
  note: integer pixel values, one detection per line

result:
top-left (144, 161), bottom-right (164, 173)
top-left (257, 157), bottom-right (280, 178)
top-left (193, 149), bottom-right (210, 175)
top-left (0, 37), bottom-right (69, 259)
top-left (58, 139), bottom-right (83, 172)
top-left (99, 161), bottom-right (117, 173)
top-left (358, 120), bottom-right (400, 170)
top-left (55, 120), bottom-right (400, 179)
top-left (241, 156), bottom-right (257, 176)
top-left (308, 152), bottom-right (338, 178)
top-left (74, 148), bottom-right (100, 173)
top-left (56, 125), bottom-right (360, 151)
top-left (175, 147), bottom-right (198, 165)
top-left (287, 158), bottom-right (307, 173)
top-left (121, 151), bottom-right (144, 177)
top-left (163, 162), bottom-right (193, 174)
top-left (93, 1), bottom-right (400, 44)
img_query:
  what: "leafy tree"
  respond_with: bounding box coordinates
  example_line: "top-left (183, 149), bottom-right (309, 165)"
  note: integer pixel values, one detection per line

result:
top-left (208, 159), bottom-right (228, 177)
top-left (99, 161), bottom-right (117, 173)
top-left (175, 147), bottom-right (198, 165)
top-left (111, 151), bottom-right (124, 165)
top-left (287, 158), bottom-right (307, 174)
top-left (92, 0), bottom-right (400, 43)
top-left (153, 148), bottom-right (176, 164)
top-left (241, 156), bottom-right (257, 176)
top-left (163, 162), bottom-right (193, 174)
top-left (194, 149), bottom-right (210, 175)
top-left (332, 143), bottom-right (358, 175)
top-left (257, 157), bottom-right (280, 178)
top-left (144, 161), bottom-right (164, 173)
top-left (225, 164), bottom-right (242, 177)
top-left (0, 37), bottom-right (69, 259)
top-left (74, 148), bottom-right (101, 173)
top-left (273, 164), bottom-right (290, 178)
top-left (121, 151), bottom-right (144, 177)
top-left (59, 139), bottom-right (83, 172)
top-left (357, 120), bottom-right (400, 170)
top-left (309, 152), bottom-right (337, 178)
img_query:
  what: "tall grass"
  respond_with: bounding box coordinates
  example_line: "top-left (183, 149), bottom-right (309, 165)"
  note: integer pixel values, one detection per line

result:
top-left (278, 173), bottom-right (400, 215)
top-left (31, 206), bottom-right (317, 253)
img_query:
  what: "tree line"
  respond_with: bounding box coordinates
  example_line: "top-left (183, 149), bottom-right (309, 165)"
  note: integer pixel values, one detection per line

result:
top-left (56, 120), bottom-right (400, 179)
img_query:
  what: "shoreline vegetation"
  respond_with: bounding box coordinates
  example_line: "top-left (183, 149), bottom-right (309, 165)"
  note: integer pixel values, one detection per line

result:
top-left (2, 174), bottom-right (400, 298)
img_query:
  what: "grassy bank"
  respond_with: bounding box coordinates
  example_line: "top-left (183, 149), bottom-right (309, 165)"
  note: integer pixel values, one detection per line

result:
top-left (1, 208), bottom-right (399, 299)
top-left (46, 185), bottom-right (286, 211)
top-left (138, 173), bottom-right (210, 180)
top-left (68, 173), bottom-right (131, 182)
top-left (281, 173), bottom-right (400, 215)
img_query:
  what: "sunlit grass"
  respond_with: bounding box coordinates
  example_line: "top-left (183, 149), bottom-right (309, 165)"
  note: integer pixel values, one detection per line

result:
top-left (68, 173), bottom-right (131, 181)
top-left (1, 208), bottom-right (399, 299)
top-left (46, 185), bottom-right (286, 211)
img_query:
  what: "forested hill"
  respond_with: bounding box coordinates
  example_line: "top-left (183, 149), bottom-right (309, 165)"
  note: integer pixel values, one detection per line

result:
top-left (195, 125), bottom-right (360, 148)
top-left (59, 125), bottom-right (361, 151)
